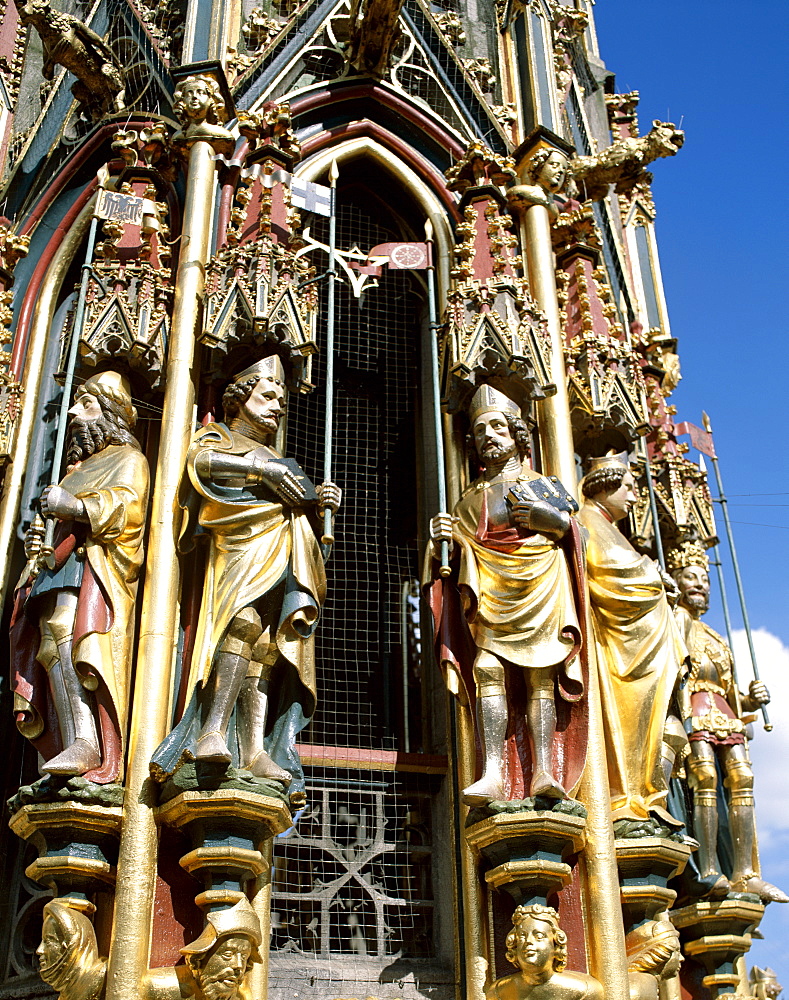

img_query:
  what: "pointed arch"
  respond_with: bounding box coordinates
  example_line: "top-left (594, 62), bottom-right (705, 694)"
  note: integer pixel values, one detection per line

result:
top-left (295, 133), bottom-right (455, 309)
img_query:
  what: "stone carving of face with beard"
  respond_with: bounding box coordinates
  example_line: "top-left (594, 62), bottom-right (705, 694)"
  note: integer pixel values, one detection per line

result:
top-left (65, 387), bottom-right (138, 468)
top-left (193, 935), bottom-right (253, 1000)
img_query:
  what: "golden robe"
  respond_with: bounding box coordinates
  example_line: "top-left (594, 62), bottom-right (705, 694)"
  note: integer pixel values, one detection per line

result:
top-left (184, 423), bottom-right (325, 703)
top-left (577, 500), bottom-right (687, 821)
top-left (453, 472), bottom-right (580, 679)
top-left (151, 423), bottom-right (325, 790)
top-left (13, 444), bottom-right (149, 781)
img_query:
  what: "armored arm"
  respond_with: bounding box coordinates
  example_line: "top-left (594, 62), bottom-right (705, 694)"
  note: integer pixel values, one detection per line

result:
top-left (194, 449), bottom-right (307, 505)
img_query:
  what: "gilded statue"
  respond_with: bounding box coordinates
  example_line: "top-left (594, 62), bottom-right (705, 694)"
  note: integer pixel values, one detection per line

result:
top-left (669, 540), bottom-right (787, 903)
top-left (486, 904), bottom-right (603, 1000)
top-left (507, 148), bottom-right (571, 219)
top-left (15, 0), bottom-right (125, 120)
top-left (576, 452), bottom-right (686, 825)
top-left (151, 356), bottom-right (340, 804)
top-left (10, 372), bottom-right (150, 782)
top-left (750, 967), bottom-right (783, 1000)
top-left (37, 898), bottom-right (262, 1000)
top-left (625, 919), bottom-right (682, 1000)
top-left (428, 385), bottom-right (583, 804)
top-left (172, 75), bottom-right (234, 154)
top-left (37, 900), bottom-right (105, 1000)
top-left (176, 899), bottom-right (262, 1000)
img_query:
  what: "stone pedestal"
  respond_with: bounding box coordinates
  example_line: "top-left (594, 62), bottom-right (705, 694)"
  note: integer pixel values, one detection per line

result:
top-left (615, 835), bottom-right (692, 925)
top-left (9, 796), bottom-right (123, 914)
top-left (465, 802), bottom-right (587, 905)
top-left (155, 785), bottom-right (292, 912)
top-left (671, 898), bottom-right (764, 997)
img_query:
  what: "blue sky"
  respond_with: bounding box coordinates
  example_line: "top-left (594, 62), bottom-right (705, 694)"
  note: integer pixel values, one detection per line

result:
top-left (592, 0), bottom-right (789, 984)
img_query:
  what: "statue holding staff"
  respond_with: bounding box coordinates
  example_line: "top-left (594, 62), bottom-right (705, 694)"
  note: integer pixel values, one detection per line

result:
top-left (151, 355), bottom-right (340, 804)
top-left (427, 385), bottom-right (584, 804)
top-left (10, 371), bottom-right (150, 782)
top-left (669, 539), bottom-right (787, 903)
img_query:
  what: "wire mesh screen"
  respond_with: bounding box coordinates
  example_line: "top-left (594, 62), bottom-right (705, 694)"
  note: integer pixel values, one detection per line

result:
top-left (285, 201), bottom-right (423, 752)
top-left (270, 189), bottom-right (454, 999)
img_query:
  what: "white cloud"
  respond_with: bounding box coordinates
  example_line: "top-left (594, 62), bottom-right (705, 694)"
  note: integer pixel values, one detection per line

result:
top-left (731, 628), bottom-right (789, 839)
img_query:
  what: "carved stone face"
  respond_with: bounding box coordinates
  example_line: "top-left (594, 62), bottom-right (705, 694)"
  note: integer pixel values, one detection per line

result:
top-left (537, 152), bottom-right (568, 193)
top-left (241, 376), bottom-right (285, 438)
top-left (674, 564), bottom-right (710, 614)
top-left (472, 410), bottom-right (517, 466)
top-left (512, 916), bottom-right (555, 976)
top-left (180, 79), bottom-right (213, 122)
top-left (68, 389), bottom-right (103, 424)
top-left (195, 935), bottom-right (253, 1000)
top-left (596, 470), bottom-right (637, 523)
top-left (36, 913), bottom-right (69, 986)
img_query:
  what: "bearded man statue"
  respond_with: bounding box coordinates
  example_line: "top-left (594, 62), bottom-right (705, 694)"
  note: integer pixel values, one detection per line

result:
top-left (10, 370), bottom-right (150, 782)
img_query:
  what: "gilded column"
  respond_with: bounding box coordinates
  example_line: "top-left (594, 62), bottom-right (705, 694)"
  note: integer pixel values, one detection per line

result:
top-left (510, 131), bottom-right (578, 494)
top-left (105, 74), bottom-right (234, 1000)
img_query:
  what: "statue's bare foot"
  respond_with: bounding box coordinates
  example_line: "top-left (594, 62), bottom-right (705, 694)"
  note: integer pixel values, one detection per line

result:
top-left (462, 775), bottom-right (506, 806)
top-left (530, 770), bottom-right (567, 800)
top-left (732, 876), bottom-right (789, 904)
top-left (244, 749), bottom-right (292, 786)
top-left (42, 738), bottom-right (101, 776)
top-left (195, 731), bottom-right (232, 764)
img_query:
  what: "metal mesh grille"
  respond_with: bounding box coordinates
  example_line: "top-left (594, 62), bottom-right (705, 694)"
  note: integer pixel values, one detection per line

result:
top-left (270, 186), bottom-right (453, 998)
top-left (285, 201), bottom-right (423, 752)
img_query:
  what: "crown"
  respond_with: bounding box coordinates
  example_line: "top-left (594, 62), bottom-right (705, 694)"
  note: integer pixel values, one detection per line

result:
top-left (666, 539), bottom-right (710, 573)
top-left (80, 370), bottom-right (136, 427)
top-left (233, 354), bottom-right (285, 386)
top-left (181, 898), bottom-right (262, 959)
top-left (586, 449), bottom-right (630, 474)
top-left (468, 384), bottom-right (521, 423)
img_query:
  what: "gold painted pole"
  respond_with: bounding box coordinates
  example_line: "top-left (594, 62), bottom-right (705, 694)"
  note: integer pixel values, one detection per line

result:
top-left (577, 641), bottom-right (630, 1000)
top-left (105, 138), bottom-right (217, 1000)
top-left (0, 204), bottom-right (93, 608)
top-left (249, 839), bottom-right (274, 1000)
top-left (521, 202), bottom-right (578, 494)
top-left (455, 700), bottom-right (488, 1000)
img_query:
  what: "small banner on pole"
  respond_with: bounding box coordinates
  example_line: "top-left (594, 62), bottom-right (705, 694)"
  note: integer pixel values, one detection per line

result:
top-left (351, 242), bottom-right (430, 276)
top-left (674, 420), bottom-right (717, 458)
top-left (96, 189), bottom-right (145, 225)
top-left (260, 169), bottom-right (332, 216)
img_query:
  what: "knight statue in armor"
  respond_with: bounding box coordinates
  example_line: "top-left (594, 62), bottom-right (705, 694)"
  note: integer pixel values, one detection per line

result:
top-left (577, 452), bottom-right (687, 826)
top-left (669, 539), bottom-right (787, 903)
top-left (428, 384), bottom-right (583, 805)
top-left (151, 355), bottom-right (340, 805)
top-left (486, 904), bottom-right (603, 1000)
top-left (10, 371), bottom-right (150, 782)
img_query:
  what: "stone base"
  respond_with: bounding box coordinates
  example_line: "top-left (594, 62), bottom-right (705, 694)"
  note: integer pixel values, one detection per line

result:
top-left (155, 786), bottom-right (292, 912)
top-left (672, 898), bottom-right (764, 996)
top-left (9, 798), bottom-right (123, 911)
top-left (615, 835), bottom-right (692, 924)
top-left (465, 802), bottom-right (586, 904)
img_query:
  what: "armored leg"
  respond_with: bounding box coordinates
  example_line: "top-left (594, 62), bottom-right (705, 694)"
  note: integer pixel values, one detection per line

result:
top-left (725, 744), bottom-right (788, 902)
top-left (687, 740), bottom-right (730, 896)
top-left (237, 631), bottom-right (291, 785)
top-left (196, 607), bottom-right (262, 763)
top-left (41, 592), bottom-right (101, 777)
top-left (527, 667), bottom-right (565, 799)
top-left (462, 649), bottom-right (507, 805)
